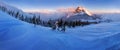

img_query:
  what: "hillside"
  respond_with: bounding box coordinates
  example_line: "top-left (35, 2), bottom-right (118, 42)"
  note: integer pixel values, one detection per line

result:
top-left (1, 1), bottom-right (120, 50)
top-left (1, 10), bottom-right (120, 50)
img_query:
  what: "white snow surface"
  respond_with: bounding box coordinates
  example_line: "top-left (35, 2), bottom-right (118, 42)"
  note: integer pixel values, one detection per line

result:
top-left (0, 1), bottom-right (34, 18)
top-left (101, 13), bottom-right (120, 22)
top-left (1, 10), bottom-right (120, 50)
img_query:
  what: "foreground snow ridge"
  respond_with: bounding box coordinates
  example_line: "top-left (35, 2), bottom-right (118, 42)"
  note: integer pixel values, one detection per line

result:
top-left (0, 9), bottom-right (120, 50)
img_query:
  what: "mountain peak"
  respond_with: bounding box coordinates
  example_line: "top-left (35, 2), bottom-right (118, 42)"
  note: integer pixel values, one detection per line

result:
top-left (75, 6), bottom-right (92, 16)
top-left (75, 6), bottom-right (84, 13)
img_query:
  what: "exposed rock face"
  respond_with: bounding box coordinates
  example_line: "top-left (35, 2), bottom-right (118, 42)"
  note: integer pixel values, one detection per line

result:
top-left (61, 6), bottom-right (101, 21)
top-left (75, 6), bottom-right (92, 16)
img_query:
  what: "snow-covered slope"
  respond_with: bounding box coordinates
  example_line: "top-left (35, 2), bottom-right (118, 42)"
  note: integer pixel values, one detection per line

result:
top-left (0, 1), bottom-right (20, 11)
top-left (0, 1), bottom-right (33, 18)
top-left (1, 10), bottom-right (120, 50)
top-left (101, 13), bottom-right (120, 22)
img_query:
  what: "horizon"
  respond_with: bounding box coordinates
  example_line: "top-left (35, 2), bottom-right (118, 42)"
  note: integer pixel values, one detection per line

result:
top-left (1, 0), bottom-right (120, 13)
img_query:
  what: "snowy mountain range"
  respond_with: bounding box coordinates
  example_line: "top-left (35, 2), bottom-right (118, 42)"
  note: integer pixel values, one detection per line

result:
top-left (1, 1), bottom-right (120, 50)
top-left (0, 1), bottom-right (101, 22)
top-left (1, 8), bottom-right (120, 50)
top-left (1, 1), bottom-right (120, 23)
top-left (61, 6), bottom-right (101, 22)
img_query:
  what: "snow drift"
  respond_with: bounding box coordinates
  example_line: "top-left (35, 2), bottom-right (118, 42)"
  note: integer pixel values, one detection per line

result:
top-left (0, 1), bottom-right (120, 50)
top-left (1, 10), bottom-right (120, 50)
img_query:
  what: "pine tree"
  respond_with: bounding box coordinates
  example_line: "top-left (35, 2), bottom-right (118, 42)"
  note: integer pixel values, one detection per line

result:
top-left (37, 15), bottom-right (41, 25)
top-left (32, 15), bottom-right (37, 27)
top-left (47, 19), bottom-right (52, 27)
top-left (61, 22), bottom-right (66, 32)
top-left (15, 12), bottom-right (19, 18)
top-left (52, 25), bottom-right (56, 30)
top-left (72, 22), bottom-right (75, 28)
top-left (20, 15), bottom-right (24, 21)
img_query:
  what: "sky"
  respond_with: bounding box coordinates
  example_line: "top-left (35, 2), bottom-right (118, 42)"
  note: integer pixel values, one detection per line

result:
top-left (1, 0), bottom-right (120, 13)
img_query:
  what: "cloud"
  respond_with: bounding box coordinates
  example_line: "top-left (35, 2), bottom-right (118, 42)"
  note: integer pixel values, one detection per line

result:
top-left (56, 7), bottom-right (75, 13)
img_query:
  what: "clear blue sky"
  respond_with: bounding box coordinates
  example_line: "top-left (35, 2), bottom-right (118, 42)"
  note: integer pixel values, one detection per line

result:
top-left (1, 0), bottom-right (120, 12)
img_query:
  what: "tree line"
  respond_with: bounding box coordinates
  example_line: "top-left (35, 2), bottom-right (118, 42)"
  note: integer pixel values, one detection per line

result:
top-left (49, 19), bottom-right (99, 32)
top-left (0, 6), bottom-right (100, 32)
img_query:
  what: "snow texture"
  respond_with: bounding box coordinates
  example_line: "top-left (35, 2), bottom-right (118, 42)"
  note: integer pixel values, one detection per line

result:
top-left (1, 10), bottom-right (120, 50)
top-left (1, 1), bottom-right (120, 50)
